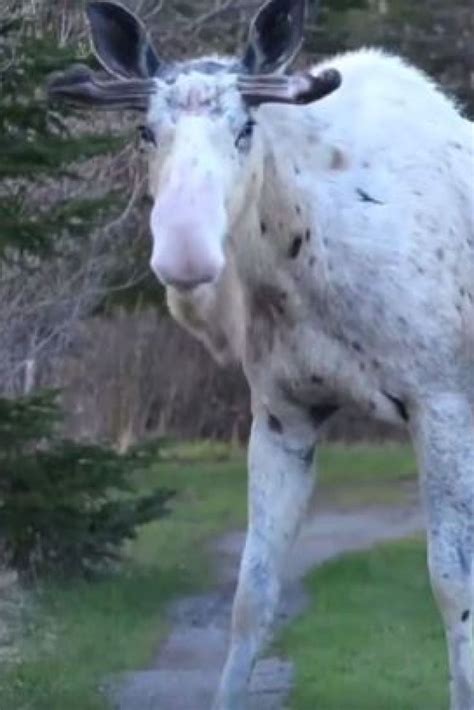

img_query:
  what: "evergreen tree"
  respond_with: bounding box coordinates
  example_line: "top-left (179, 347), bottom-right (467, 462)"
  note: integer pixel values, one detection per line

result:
top-left (0, 4), bottom-right (123, 260)
top-left (0, 390), bottom-right (173, 578)
top-left (0, 4), bottom-right (173, 579)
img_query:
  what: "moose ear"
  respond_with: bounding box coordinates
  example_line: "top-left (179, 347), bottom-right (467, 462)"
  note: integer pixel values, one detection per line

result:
top-left (86, 1), bottom-right (160, 79)
top-left (242, 0), bottom-right (308, 75)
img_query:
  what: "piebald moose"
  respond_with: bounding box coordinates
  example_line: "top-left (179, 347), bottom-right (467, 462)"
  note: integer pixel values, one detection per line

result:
top-left (49, 1), bottom-right (474, 708)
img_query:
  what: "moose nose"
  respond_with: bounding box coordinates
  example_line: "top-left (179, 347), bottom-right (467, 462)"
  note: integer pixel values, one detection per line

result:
top-left (149, 197), bottom-right (225, 291)
top-left (150, 244), bottom-right (224, 291)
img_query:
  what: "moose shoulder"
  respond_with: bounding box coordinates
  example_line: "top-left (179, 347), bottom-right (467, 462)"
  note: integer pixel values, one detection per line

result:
top-left (48, 1), bottom-right (474, 709)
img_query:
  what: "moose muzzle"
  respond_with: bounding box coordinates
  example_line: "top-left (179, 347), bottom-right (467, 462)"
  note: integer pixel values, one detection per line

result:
top-left (150, 170), bottom-right (226, 291)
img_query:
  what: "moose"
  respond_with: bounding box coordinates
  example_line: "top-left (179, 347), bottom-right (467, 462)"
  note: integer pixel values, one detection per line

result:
top-left (49, 1), bottom-right (474, 708)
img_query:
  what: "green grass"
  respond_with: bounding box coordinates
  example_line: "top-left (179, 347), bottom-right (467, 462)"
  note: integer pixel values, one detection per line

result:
top-left (318, 442), bottom-right (417, 507)
top-left (278, 538), bottom-right (447, 710)
top-left (0, 458), bottom-right (247, 710)
top-left (319, 442), bottom-right (415, 485)
top-left (0, 443), bottom-right (417, 710)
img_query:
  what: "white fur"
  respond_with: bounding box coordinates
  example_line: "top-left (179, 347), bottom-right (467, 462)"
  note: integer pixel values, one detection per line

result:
top-left (146, 49), bottom-right (474, 710)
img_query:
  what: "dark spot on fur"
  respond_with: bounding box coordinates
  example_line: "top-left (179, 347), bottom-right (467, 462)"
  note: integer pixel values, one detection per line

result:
top-left (417, 266), bottom-right (425, 275)
top-left (362, 160), bottom-right (371, 168)
top-left (330, 148), bottom-right (347, 170)
top-left (310, 404), bottom-right (338, 429)
top-left (356, 188), bottom-right (384, 205)
top-left (294, 165), bottom-right (301, 175)
top-left (459, 287), bottom-right (465, 297)
top-left (414, 189), bottom-right (423, 197)
top-left (309, 256), bottom-right (316, 267)
top-left (288, 236), bottom-right (303, 259)
top-left (436, 248), bottom-right (444, 261)
top-left (305, 229), bottom-right (311, 242)
top-left (351, 341), bottom-right (364, 353)
top-left (372, 359), bottom-right (381, 369)
top-left (311, 375), bottom-right (324, 385)
top-left (359, 362), bottom-right (366, 371)
top-left (457, 545), bottom-right (471, 575)
top-left (383, 391), bottom-right (409, 422)
top-left (461, 610), bottom-right (470, 622)
top-left (260, 221), bottom-right (267, 235)
top-left (295, 204), bottom-right (302, 215)
top-left (268, 414), bottom-right (283, 434)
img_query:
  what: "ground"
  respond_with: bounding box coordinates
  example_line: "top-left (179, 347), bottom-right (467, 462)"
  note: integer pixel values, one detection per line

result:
top-left (283, 537), bottom-right (448, 710)
top-left (109, 504), bottom-right (424, 710)
top-left (0, 443), bottom-right (449, 710)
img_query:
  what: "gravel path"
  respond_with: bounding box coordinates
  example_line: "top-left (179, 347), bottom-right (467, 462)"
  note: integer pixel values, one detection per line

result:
top-left (107, 502), bottom-right (424, 710)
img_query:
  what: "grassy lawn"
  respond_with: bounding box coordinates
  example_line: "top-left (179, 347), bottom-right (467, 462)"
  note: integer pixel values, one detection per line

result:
top-left (318, 442), bottom-right (418, 508)
top-left (278, 538), bottom-right (447, 710)
top-left (0, 442), bottom-right (418, 710)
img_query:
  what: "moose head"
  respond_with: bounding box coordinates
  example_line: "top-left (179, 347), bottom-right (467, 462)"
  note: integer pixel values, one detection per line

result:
top-left (49, 0), bottom-right (341, 291)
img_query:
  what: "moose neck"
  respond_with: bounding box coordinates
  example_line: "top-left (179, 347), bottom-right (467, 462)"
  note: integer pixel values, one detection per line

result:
top-left (231, 104), bottom-right (327, 296)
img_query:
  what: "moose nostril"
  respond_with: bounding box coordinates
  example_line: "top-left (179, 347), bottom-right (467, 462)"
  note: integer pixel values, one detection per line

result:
top-left (150, 258), bottom-right (222, 291)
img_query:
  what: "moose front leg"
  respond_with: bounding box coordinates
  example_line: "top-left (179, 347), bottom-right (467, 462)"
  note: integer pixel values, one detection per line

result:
top-left (411, 393), bottom-right (474, 710)
top-left (213, 410), bottom-right (317, 710)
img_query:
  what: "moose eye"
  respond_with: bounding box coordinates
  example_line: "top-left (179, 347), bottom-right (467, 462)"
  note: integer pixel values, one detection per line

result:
top-left (138, 124), bottom-right (156, 146)
top-left (235, 118), bottom-right (256, 150)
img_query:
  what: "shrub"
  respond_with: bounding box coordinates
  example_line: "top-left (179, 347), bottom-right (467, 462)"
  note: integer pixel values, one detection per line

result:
top-left (0, 391), bottom-right (173, 579)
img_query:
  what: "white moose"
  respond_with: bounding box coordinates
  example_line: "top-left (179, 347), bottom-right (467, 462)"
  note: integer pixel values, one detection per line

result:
top-left (49, 1), bottom-right (474, 708)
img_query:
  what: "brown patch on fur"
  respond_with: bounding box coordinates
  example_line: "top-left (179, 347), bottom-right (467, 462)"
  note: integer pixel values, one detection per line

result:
top-left (330, 147), bottom-right (348, 171)
top-left (246, 285), bottom-right (286, 362)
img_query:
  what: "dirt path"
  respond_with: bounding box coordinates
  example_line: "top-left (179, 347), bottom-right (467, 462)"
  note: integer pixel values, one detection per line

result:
top-left (107, 502), bottom-right (424, 710)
